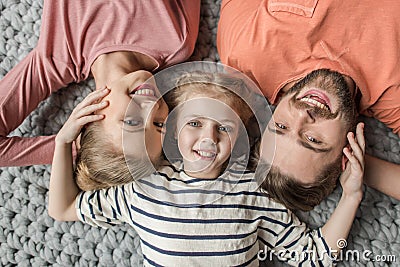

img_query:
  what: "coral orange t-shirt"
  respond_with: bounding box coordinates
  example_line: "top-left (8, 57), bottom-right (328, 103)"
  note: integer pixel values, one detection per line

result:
top-left (217, 0), bottom-right (400, 134)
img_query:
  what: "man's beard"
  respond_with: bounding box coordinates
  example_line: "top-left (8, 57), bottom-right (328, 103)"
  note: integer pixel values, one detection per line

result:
top-left (285, 69), bottom-right (357, 129)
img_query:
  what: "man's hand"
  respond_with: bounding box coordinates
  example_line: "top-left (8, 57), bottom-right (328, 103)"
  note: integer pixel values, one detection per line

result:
top-left (340, 122), bottom-right (365, 202)
top-left (321, 123), bottom-right (365, 253)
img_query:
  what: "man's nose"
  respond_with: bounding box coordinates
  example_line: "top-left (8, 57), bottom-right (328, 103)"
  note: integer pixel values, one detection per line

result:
top-left (295, 107), bottom-right (316, 124)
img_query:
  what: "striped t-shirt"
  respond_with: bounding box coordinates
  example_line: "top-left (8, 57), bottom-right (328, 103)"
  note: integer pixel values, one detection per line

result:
top-left (76, 163), bottom-right (334, 266)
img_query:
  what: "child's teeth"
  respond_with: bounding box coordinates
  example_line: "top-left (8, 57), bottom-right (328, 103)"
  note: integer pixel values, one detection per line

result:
top-left (198, 151), bottom-right (215, 158)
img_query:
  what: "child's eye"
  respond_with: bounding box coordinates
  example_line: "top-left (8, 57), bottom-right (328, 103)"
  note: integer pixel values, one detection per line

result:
top-left (153, 121), bottom-right (164, 128)
top-left (275, 122), bottom-right (287, 129)
top-left (218, 125), bottom-right (233, 132)
top-left (188, 121), bottom-right (201, 127)
top-left (124, 119), bottom-right (142, 127)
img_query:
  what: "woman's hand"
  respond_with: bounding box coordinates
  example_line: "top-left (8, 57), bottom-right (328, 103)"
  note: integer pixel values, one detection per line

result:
top-left (56, 88), bottom-right (110, 144)
top-left (340, 122), bottom-right (365, 202)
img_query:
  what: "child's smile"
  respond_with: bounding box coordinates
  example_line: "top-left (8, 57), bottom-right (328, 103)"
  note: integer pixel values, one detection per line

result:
top-left (174, 96), bottom-right (241, 179)
top-left (194, 149), bottom-right (216, 160)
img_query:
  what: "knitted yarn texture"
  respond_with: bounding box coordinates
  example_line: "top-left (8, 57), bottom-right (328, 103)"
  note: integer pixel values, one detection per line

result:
top-left (0, 0), bottom-right (399, 266)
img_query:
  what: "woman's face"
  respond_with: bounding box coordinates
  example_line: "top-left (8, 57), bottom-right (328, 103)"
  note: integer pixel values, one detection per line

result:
top-left (96, 70), bottom-right (169, 166)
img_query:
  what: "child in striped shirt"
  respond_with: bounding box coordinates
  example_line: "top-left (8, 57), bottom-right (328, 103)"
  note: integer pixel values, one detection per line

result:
top-left (49, 71), bottom-right (365, 266)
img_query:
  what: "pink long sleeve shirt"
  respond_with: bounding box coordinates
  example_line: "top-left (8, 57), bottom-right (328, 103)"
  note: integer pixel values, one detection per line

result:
top-left (0, 0), bottom-right (200, 166)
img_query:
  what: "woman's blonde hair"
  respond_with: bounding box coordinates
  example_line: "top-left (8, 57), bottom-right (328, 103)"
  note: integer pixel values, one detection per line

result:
top-left (75, 123), bottom-right (156, 191)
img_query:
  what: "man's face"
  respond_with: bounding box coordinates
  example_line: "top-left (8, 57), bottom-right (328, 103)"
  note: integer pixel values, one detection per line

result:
top-left (260, 69), bottom-right (357, 184)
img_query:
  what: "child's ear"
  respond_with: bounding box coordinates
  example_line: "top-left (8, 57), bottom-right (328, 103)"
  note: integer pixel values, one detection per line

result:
top-left (341, 144), bottom-right (351, 171)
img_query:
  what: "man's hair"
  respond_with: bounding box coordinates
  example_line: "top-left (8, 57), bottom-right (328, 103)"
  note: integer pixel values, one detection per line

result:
top-left (256, 158), bottom-right (341, 211)
top-left (75, 123), bottom-right (157, 191)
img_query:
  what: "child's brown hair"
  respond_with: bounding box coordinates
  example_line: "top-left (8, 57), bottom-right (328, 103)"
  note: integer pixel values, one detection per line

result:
top-left (166, 71), bottom-right (254, 126)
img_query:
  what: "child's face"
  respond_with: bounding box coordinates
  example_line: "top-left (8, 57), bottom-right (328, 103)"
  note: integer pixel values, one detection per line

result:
top-left (97, 70), bottom-right (168, 165)
top-left (175, 96), bottom-right (241, 178)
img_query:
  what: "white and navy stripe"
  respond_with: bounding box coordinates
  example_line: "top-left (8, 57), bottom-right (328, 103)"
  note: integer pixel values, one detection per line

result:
top-left (76, 163), bottom-right (334, 266)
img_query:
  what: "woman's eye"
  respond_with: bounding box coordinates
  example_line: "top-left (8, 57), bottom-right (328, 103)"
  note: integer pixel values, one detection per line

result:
top-left (275, 122), bottom-right (287, 129)
top-left (188, 121), bottom-right (200, 127)
top-left (306, 135), bottom-right (321, 144)
top-left (153, 121), bottom-right (164, 128)
top-left (124, 119), bottom-right (142, 126)
top-left (218, 125), bottom-right (233, 132)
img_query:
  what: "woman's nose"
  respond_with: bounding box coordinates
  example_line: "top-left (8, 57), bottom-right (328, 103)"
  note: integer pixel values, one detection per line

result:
top-left (137, 99), bottom-right (157, 109)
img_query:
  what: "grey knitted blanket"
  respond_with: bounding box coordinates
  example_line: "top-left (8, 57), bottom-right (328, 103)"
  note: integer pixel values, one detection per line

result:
top-left (0, 0), bottom-right (399, 266)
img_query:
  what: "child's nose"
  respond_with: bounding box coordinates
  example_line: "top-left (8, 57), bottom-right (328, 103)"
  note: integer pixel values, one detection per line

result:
top-left (198, 137), bottom-right (217, 153)
top-left (200, 126), bottom-right (218, 144)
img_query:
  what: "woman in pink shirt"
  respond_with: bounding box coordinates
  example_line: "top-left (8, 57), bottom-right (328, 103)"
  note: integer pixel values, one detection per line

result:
top-left (0, 0), bottom-right (200, 188)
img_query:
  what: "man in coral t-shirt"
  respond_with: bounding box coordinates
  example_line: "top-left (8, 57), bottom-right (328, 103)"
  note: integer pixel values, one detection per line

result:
top-left (217, 0), bottom-right (400, 207)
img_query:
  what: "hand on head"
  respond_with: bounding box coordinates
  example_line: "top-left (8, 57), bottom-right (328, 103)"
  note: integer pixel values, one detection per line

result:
top-left (56, 88), bottom-right (110, 144)
top-left (340, 122), bottom-right (365, 201)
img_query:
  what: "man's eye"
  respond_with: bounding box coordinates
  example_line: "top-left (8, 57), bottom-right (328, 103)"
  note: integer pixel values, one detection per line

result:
top-left (218, 125), bottom-right (233, 132)
top-left (275, 123), bottom-right (287, 129)
top-left (153, 121), bottom-right (164, 128)
top-left (188, 121), bottom-right (200, 127)
top-left (153, 122), bottom-right (164, 128)
top-left (306, 135), bottom-right (321, 144)
top-left (124, 119), bottom-right (142, 126)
